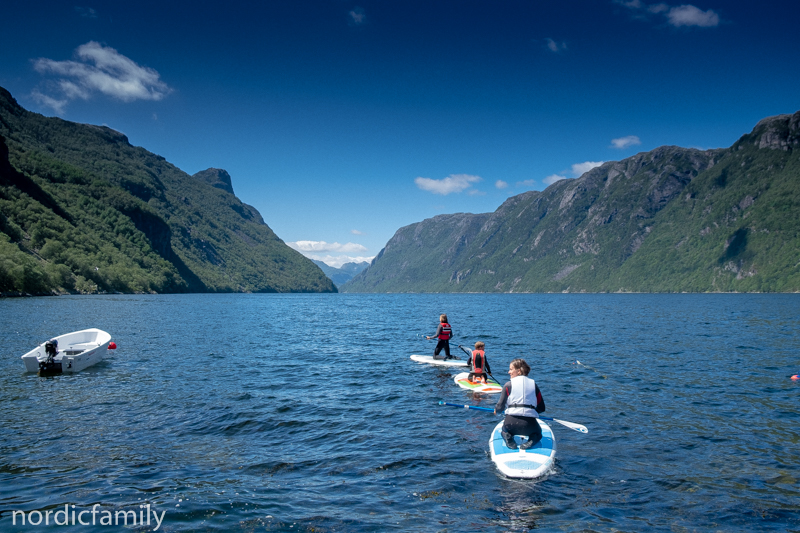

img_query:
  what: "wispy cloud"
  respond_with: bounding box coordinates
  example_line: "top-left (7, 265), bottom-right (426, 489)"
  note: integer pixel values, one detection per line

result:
top-left (540, 161), bottom-right (604, 187)
top-left (516, 179), bottom-right (538, 188)
top-left (350, 229), bottom-right (364, 235)
top-left (31, 41), bottom-right (172, 113)
top-left (287, 241), bottom-right (368, 254)
top-left (29, 90), bottom-right (69, 115)
top-left (571, 161), bottom-right (604, 176)
top-left (616, 1), bottom-right (720, 28)
top-left (545, 38), bottom-right (568, 53)
top-left (666, 5), bottom-right (719, 27)
top-left (415, 174), bottom-right (482, 195)
top-left (611, 135), bottom-right (642, 149)
top-left (495, 180), bottom-right (508, 189)
top-left (310, 254), bottom-right (374, 269)
top-left (543, 174), bottom-right (567, 186)
top-left (74, 7), bottom-right (97, 18)
top-left (348, 7), bottom-right (367, 26)
top-left (286, 241), bottom-right (372, 268)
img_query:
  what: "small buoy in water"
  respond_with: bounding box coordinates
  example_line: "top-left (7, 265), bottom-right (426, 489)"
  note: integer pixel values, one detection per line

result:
top-left (791, 374), bottom-right (799, 380)
top-left (108, 342), bottom-right (117, 350)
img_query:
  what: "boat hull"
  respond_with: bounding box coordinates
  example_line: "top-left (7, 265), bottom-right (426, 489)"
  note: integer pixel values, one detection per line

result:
top-left (21, 329), bottom-right (112, 374)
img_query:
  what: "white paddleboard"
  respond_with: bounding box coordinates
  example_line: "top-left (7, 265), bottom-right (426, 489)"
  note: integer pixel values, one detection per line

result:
top-left (489, 419), bottom-right (556, 479)
top-left (410, 354), bottom-right (468, 367)
top-left (453, 372), bottom-right (503, 393)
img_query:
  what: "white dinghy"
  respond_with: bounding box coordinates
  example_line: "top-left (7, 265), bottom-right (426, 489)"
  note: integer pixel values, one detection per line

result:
top-left (21, 328), bottom-right (115, 375)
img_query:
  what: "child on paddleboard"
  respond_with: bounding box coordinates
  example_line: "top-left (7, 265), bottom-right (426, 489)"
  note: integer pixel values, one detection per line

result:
top-left (494, 358), bottom-right (546, 450)
top-left (426, 314), bottom-right (453, 360)
top-left (466, 341), bottom-right (490, 384)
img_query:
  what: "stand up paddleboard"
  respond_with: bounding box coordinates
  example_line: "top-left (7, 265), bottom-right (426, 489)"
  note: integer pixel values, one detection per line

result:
top-left (410, 354), bottom-right (468, 367)
top-left (454, 372), bottom-right (502, 393)
top-left (489, 419), bottom-right (556, 479)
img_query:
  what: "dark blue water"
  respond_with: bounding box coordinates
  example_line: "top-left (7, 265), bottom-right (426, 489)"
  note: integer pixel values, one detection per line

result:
top-left (1, 294), bottom-right (799, 532)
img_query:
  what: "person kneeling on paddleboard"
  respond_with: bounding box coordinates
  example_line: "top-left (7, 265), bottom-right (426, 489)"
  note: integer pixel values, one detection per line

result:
top-left (466, 341), bottom-right (490, 384)
top-left (494, 358), bottom-right (546, 450)
top-left (427, 314), bottom-right (453, 360)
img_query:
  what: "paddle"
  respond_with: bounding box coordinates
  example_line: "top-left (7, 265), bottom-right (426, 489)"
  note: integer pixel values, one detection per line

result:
top-left (438, 401), bottom-right (589, 433)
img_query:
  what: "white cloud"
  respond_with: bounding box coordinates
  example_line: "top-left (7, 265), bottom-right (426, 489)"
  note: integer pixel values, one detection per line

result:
top-left (349, 7), bottom-right (366, 26)
top-left (543, 174), bottom-right (567, 185)
top-left (611, 135), bottom-right (642, 149)
top-left (75, 7), bottom-right (97, 18)
top-left (32, 41), bottom-right (172, 113)
top-left (287, 241), bottom-right (368, 254)
top-left (350, 229), bottom-right (364, 235)
top-left (30, 90), bottom-right (68, 115)
top-left (495, 180), bottom-right (508, 189)
top-left (616, 1), bottom-right (719, 28)
top-left (571, 161), bottom-right (605, 177)
top-left (517, 179), bottom-right (538, 188)
top-left (545, 38), bottom-right (568, 53)
top-left (311, 254), bottom-right (374, 268)
top-left (286, 241), bottom-right (373, 268)
top-left (667, 5), bottom-right (719, 27)
top-left (415, 174), bottom-right (482, 195)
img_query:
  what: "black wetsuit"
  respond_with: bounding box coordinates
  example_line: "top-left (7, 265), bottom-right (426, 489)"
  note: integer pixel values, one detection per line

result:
top-left (432, 323), bottom-right (452, 359)
top-left (495, 379), bottom-right (546, 445)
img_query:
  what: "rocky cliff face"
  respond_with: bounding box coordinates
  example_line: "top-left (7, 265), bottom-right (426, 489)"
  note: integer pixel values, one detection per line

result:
top-left (739, 112), bottom-right (800, 152)
top-left (193, 168), bottom-right (235, 194)
top-left (344, 111), bottom-right (800, 293)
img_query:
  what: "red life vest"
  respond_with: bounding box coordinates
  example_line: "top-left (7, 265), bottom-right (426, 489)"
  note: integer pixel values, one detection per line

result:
top-left (438, 323), bottom-right (452, 340)
top-left (472, 349), bottom-right (485, 373)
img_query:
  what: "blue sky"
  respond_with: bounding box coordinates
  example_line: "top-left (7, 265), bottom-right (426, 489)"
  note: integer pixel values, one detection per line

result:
top-left (2, 1), bottom-right (799, 267)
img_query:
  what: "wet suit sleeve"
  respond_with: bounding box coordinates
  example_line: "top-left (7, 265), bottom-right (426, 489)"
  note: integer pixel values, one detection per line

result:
top-left (535, 384), bottom-right (545, 414)
top-left (495, 382), bottom-right (512, 412)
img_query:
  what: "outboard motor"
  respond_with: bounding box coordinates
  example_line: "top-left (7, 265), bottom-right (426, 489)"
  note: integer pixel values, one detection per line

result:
top-left (39, 339), bottom-right (62, 376)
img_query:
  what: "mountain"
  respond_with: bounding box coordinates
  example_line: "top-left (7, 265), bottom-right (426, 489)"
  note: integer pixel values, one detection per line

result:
top-left (343, 111), bottom-right (800, 293)
top-left (312, 260), bottom-right (369, 287)
top-left (0, 86), bottom-right (336, 295)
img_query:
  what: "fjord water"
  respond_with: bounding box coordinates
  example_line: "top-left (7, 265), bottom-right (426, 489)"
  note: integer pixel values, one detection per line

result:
top-left (1, 294), bottom-right (798, 532)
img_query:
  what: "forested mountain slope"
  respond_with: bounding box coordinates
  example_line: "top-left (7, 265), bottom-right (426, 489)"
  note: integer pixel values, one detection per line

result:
top-left (0, 87), bottom-right (335, 295)
top-left (344, 112), bottom-right (800, 293)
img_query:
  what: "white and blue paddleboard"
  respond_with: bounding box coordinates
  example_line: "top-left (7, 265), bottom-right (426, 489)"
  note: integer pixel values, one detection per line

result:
top-left (410, 354), bottom-right (468, 367)
top-left (489, 419), bottom-right (556, 479)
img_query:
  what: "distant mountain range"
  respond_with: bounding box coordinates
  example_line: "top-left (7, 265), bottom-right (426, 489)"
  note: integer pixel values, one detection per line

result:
top-left (312, 260), bottom-right (370, 287)
top-left (0, 86), bottom-right (336, 295)
top-left (343, 111), bottom-right (800, 293)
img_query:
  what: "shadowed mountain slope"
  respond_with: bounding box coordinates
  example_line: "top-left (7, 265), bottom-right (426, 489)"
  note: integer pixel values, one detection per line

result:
top-left (0, 87), bottom-right (335, 295)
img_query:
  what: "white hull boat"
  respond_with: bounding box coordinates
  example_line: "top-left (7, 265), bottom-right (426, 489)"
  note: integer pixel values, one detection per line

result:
top-left (21, 328), bottom-right (114, 375)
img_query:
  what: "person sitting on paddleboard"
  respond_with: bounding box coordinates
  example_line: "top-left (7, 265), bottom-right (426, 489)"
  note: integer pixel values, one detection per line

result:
top-left (466, 341), bottom-right (490, 384)
top-left (494, 358), bottom-right (546, 450)
top-left (427, 314), bottom-right (453, 360)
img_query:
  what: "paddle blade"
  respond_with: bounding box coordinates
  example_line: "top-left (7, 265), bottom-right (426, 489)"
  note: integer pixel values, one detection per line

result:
top-left (542, 417), bottom-right (588, 433)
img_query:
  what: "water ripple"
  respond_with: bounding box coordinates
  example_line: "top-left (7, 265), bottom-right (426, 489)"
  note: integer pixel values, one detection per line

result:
top-left (1, 294), bottom-right (799, 531)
